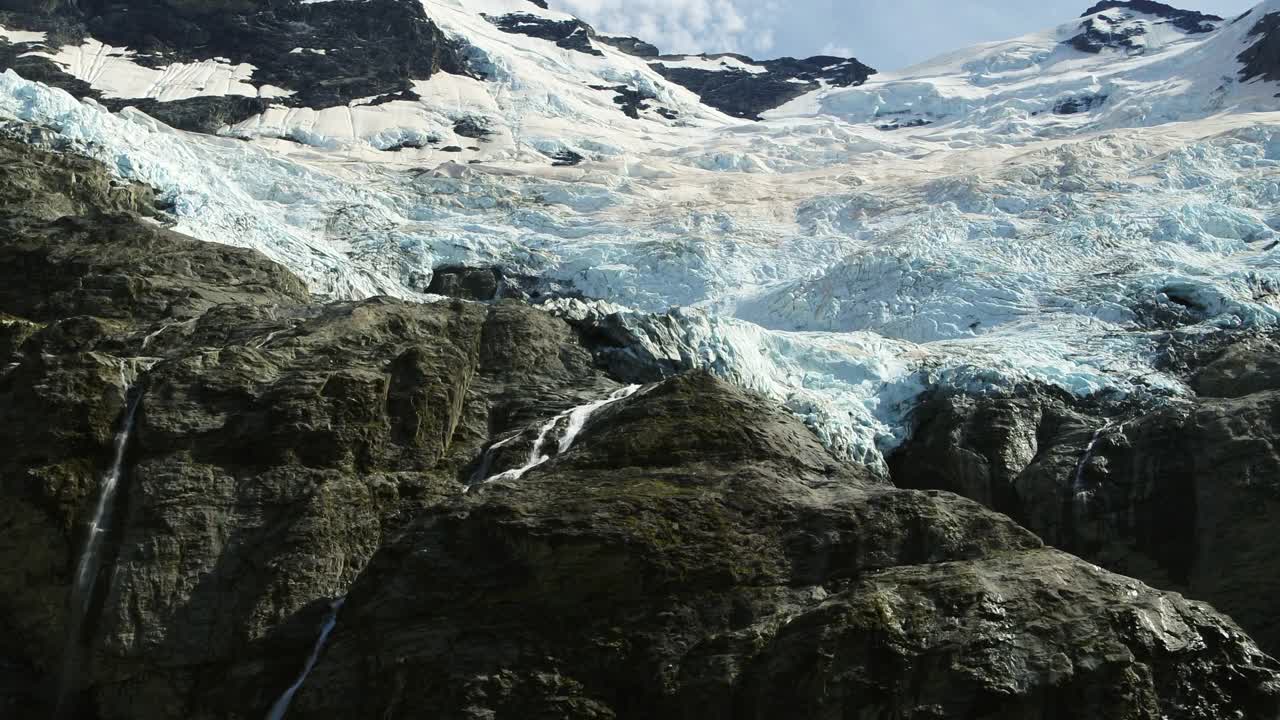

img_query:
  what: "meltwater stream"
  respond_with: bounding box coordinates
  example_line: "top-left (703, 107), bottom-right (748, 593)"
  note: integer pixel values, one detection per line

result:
top-left (1072, 419), bottom-right (1119, 499)
top-left (475, 385), bottom-right (641, 486)
top-left (54, 361), bottom-right (145, 720)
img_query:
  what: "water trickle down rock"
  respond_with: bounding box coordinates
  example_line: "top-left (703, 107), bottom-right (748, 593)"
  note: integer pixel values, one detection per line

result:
top-left (1072, 420), bottom-right (1112, 498)
top-left (264, 597), bottom-right (346, 720)
top-left (473, 385), bottom-right (642, 487)
top-left (54, 359), bottom-right (147, 720)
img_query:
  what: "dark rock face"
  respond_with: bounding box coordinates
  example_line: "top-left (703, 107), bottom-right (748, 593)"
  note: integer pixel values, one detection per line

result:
top-left (427, 265), bottom-right (504, 301)
top-left (0, 0), bottom-right (470, 128)
top-left (452, 116), bottom-right (494, 140)
top-left (3, 137), bottom-right (1280, 719)
top-left (891, 332), bottom-right (1280, 656)
top-left (651, 54), bottom-right (875, 120)
top-left (549, 148), bottom-right (585, 166)
top-left (1239, 12), bottom-right (1280, 83)
top-left (877, 117), bottom-right (932, 131)
top-left (1068, 1), bottom-right (1222, 54)
top-left (0, 134), bottom-right (619, 718)
top-left (589, 83), bottom-right (660, 119)
top-left (1081, 1), bottom-right (1223, 31)
top-left (484, 12), bottom-right (603, 56)
top-left (1054, 93), bottom-right (1109, 114)
top-left (291, 372), bottom-right (1280, 720)
top-left (596, 34), bottom-right (660, 58)
top-left (425, 264), bottom-right (573, 303)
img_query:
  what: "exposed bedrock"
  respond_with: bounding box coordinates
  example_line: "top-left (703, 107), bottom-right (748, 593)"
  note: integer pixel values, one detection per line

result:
top-left (890, 331), bottom-right (1280, 657)
top-left (0, 0), bottom-right (470, 129)
top-left (1239, 11), bottom-right (1280, 83)
top-left (1, 138), bottom-right (1279, 719)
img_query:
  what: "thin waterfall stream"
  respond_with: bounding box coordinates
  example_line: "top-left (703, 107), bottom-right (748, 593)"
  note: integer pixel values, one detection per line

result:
top-left (54, 359), bottom-right (149, 720)
top-left (1073, 422), bottom-right (1110, 496)
top-left (1072, 418), bottom-right (1127, 500)
top-left (474, 384), bottom-right (641, 487)
top-left (264, 598), bottom-right (346, 720)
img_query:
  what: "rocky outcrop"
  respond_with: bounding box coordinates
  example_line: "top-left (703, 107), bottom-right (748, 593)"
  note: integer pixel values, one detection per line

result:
top-left (484, 12), bottom-right (602, 56)
top-left (650, 54), bottom-right (875, 120)
top-left (1068, 1), bottom-right (1222, 54)
top-left (1239, 11), bottom-right (1280, 83)
top-left (481, 11), bottom-right (875, 121)
top-left (0, 135), bottom-right (616, 718)
top-left (289, 372), bottom-right (1280, 720)
top-left (0, 0), bottom-right (470, 129)
top-left (596, 34), bottom-right (660, 58)
top-left (3, 137), bottom-right (1279, 719)
top-left (891, 331), bottom-right (1280, 657)
top-left (1081, 1), bottom-right (1223, 31)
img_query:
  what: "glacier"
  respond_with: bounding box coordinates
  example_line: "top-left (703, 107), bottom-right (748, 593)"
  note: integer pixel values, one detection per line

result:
top-left (3, 0), bottom-right (1280, 475)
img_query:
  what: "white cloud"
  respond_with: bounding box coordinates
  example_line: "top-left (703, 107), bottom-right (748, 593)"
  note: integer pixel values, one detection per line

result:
top-left (557, 0), bottom-right (781, 56)
top-left (820, 42), bottom-right (852, 57)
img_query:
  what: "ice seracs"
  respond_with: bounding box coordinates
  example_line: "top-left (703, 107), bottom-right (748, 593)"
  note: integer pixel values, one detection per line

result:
top-left (2, 1), bottom-right (1280, 474)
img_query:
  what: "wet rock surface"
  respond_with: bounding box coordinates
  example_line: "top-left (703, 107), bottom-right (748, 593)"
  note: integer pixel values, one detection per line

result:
top-left (1, 138), bottom-right (1279, 719)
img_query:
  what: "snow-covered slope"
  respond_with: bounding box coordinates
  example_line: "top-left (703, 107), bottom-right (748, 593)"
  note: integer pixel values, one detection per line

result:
top-left (773, 0), bottom-right (1279, 141)
top-left (2, 0), bottom-right (1280, 474)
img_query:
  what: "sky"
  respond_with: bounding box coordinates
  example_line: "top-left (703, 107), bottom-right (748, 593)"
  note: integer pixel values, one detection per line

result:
top-left (554, 0), bottom-right (1256, 70)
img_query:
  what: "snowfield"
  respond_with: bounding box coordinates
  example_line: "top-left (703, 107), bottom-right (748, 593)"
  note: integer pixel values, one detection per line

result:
top-left (3, 0), bottom-right (1280, 474)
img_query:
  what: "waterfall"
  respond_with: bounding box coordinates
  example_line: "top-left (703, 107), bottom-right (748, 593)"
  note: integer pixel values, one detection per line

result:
top-left (467, 433), bottom-right (520, 487)
top-left (54, 360), bottom-right (146, 720)
top-left (558, 385), bottom-right (640, 453)
top-left (474, 385), bottom-right (641, 487)
top-left (265, 597), bottom-right (346, 720)
top-left (70, 386), bottom-right (141, 617)
top-left (478, 413), bottom-right (562, 485)
top-left (1072, 419), bottom-right (1116, 497)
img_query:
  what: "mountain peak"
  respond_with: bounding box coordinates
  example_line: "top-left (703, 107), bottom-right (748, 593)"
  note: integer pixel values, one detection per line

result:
top-left (1069, 0), bottom-right (1224, 53)
top-left (1080, 0), bottom-right (1224, 27)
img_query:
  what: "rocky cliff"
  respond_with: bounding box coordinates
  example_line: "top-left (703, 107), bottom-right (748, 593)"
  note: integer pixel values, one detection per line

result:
top-left (891, 332), bottom-right (1280, 660)
top-left (2, 133), bottom-right (1280, 719)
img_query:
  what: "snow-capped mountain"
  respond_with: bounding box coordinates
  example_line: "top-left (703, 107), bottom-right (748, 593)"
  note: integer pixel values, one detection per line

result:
top-left (2, 0), bottom-right (1280, 474)
top-left (779, 0), bottom-right (1278, 136)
